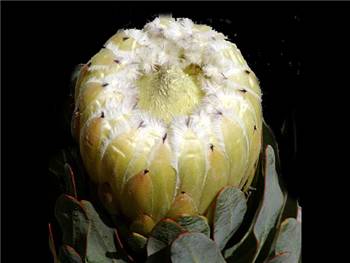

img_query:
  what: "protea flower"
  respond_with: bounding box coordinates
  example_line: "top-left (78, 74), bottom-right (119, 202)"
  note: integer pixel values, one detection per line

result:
top-left (72, 16), bottom-right (262, 235)
top-left (49, 16), bottom-right (301, 263)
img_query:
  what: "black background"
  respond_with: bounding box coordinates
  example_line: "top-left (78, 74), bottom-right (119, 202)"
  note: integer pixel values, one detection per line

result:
top-left (3, 1), bottom-right (349, 262)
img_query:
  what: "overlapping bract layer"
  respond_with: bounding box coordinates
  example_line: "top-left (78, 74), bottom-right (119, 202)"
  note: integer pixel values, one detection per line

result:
top-left (72, 16), bottom-right (263, 233)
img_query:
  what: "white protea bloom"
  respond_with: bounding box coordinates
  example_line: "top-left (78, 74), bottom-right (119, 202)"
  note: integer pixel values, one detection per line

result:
top-left (72, 16), bottom-right (262, 235)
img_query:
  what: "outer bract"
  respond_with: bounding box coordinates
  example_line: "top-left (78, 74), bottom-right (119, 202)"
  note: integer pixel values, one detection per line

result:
top-left (72, 16), bottom-right (262, 235)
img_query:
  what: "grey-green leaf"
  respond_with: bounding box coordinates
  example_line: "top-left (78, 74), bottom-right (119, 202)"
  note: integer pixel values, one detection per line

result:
top-left (171, 232), bottom-right (226, 263)
top-left (147, 237), bottom-right (168, 258)
top-left (55, 195), bottom-right (89, 256)
top-left (280, 194), bottom-right (298, 223)
top-left (49, 150), bottom-right (68, 178)
top-left (64, 163), bottom-right (78, 198)
top-left (176, 216), bottom-right (210, 237)
top-left (82, 201), bottom-right (126, 263)
top-left (262, 121), bottom-right (280, 172)
top-left (213, 187), bottom-right (247, 250)
top-left (254, 146), bottom-right (284, 246)
top-left (127, 232), bottom-right (148, 254)
top-left (145, 247), bottom-right (171, 263)
top-left (59, 245), bottom-right (83, 263)
top-left (272, 218), bottom-right (301, 263)
top-left (49, 223), bottom-right (58, 263)
top-left (49, 148), bottom-right (87, 198)
top-left (225, 145), bottom-right (285, 262)
top-left (147, 219), bottom-right (184, 256)
top-left (267, 253), bottom-right (292, 263)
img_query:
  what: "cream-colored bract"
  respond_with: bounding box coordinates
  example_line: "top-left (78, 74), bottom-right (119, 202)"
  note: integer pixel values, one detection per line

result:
top-left (73, 16), bottom-right (263, 232)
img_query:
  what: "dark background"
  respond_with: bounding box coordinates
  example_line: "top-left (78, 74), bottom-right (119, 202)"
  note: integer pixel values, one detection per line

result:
top-left (3, 1), bottom-right (349, 262)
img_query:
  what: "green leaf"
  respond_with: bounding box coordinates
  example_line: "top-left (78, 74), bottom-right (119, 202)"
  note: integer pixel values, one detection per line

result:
top-left (171, 232), bottom-right (226, 263)
top-left (147, 219), bottom-right (185, 256)
top-left (225, 145), bottom-right (285, 262)
top-left (275, 219), bottom-right (301, 255)
top-left (223, 158), bottom-right (264, 251)
top-left (55, 196), bottom-right (130, 262)
top-left (145, 247), bottom-right (171, 263)
top-left (254, 146), bottom-right (284, 242)
top-left (176, 216), bottom-right (210, 237)
top-left (49, 150), bottom-right (69, 193)
top-left (267, 253), bottom-right (292, 263)
top-left (55, 194), bottom-right (89, 256)
top-left (70, 150), bottom-right (89, 199)
top-left (81, 201), bottom-right (127, 263)
top-left (49, 148), bottom-right (87, 198)
top-left (255, 191), bottom-right (288, 263)
top-left (49, 223), bottom-right (58, 263)
top-left (147, 238), bottom-right (167, 258)
top-left (267, 218), bottom-right (301, 263)
top-left (261, 194), bottom-right (299, 260)
top-left (59, 245), bottom-right (83, 263)
top-left (111, 215), bottom-right (139, 260)
top-left (49, 150), bottom-right (68, 177)
top-left (213, 187), bottom-right (247, 250)
top-left (225, 234), bottom-right (258, 263)
top-left (127, 232), bottom-right (148, 255)
top-left (262, 121), bottom-right (280, 173)
top-left (279, 194), bottom-right (298, 223)
top-left (64, 163), bottom-right (78, 198)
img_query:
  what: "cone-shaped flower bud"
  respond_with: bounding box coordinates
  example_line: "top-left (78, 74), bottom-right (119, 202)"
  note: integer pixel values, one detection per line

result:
top-left (73, 16), bottom-right (262, 235)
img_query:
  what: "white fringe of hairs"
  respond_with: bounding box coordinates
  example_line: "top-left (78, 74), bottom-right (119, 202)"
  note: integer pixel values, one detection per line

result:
top-left (79, 93), bottom-right (136, 143)
top-left (123, 28), bottom-right (151, 46)
top-left (104, 42), bottom-right (136, 63)
top-left (79, 16), bottom-right (257, 101)
top-left (129, 111), bottom-right (169, 168)
top-left (119, 112), bottom-right (167, 187)
top-left (216, 85), bottom-right (260, 124)
top-left (101, 17), bottom-right (233, 74)
top-left (203, 91), bottom-right (251, 157)
top-left (201, 75), bottom-right (261, 103)
top-left (168, 115), bottom-right (211, 169)
top-left (96, 97), bottom-right (141, 157)
top-left (98, 108), bottom-right (168, 161)
top-left (192, 103), bottom-right (227, 155)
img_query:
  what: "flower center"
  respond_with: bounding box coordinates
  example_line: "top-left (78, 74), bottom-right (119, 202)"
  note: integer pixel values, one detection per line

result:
top-left (136, 64), bottom-right (205, 124)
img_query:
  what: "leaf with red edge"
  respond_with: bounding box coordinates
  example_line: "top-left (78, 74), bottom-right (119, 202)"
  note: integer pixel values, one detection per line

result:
top-left (145, 247), bottom-right (171, 263)
top-left (59, 245), bottom-right (83, 263)
top-left (171, 232), bottom-right (225, 263)
top-left (55, 194), bottom-right (89, 257)
top-left (262, 120), bottom-right (281, 173)
top-left (266, 252), bottom-right (291, 263)
top-left (81, 201), bottom-right (128, 262)
top-left (147, 219), bottom-right (185, 256)
top-left (176, 215), bottom-right (210, 237)
top-left (127, 232), bottom-right (147, 255)
top-left (48, 223), bottom-right (58, 263)
top-left (49, 148), bottom-right (88, 198)
top-left (114, 229), bottom-right (135, 262)
top-left (49, 150), bottom-right (68, 178)
top-left (260, 194), bottom-right (299, 261)
top-left (64, 163), bottom-right (78, 198)
top-left (224, 146), bottom-right (285, 262)
top-left (213, 187), bottom-right (247, 250)
top-left (265, 218), bottom-right (301, 263)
